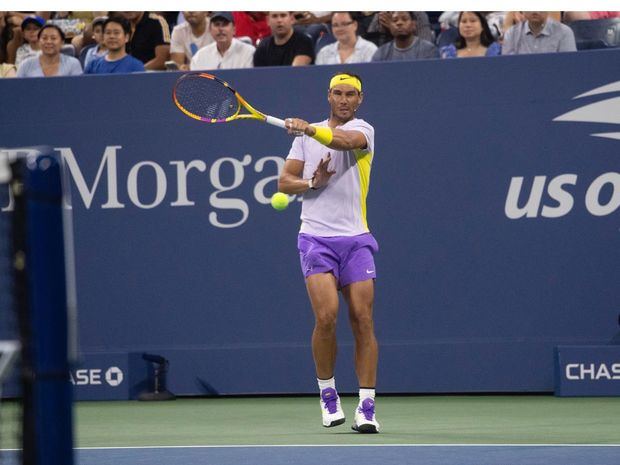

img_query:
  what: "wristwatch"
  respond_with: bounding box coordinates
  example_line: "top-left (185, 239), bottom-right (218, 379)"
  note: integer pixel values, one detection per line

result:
top-left (308, 177), bottom-right (317, 190)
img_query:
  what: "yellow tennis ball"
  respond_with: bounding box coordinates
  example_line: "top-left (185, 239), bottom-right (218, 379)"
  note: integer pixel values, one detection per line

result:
top-left (271, 192), bottom-right (289, 211)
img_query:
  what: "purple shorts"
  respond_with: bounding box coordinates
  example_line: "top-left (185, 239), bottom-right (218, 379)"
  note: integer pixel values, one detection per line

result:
top-left (297, 233), bottom-right (379, 288)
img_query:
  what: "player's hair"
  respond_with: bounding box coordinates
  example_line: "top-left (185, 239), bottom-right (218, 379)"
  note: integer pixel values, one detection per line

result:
top-left (103, 16), bottom-right (131, 36)
top-left (454, 11), bottom-right (495, 48)
top-left (37, 24), bottom-right (65, 41)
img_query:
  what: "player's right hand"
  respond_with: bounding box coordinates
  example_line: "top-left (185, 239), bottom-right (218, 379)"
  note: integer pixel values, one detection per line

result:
top-left (285, 118), bottom-right (307, 137)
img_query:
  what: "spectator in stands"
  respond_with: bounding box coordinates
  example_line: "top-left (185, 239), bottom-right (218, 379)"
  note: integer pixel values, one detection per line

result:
top-left (2, 12), bottom-right (49, 64)
top-left (84, 17), bottom-right (144, 74)
top-left (17, 24), bottom-right (82, 77)
top-left (363, 12), bottom-right (434, 47)
top-left (0, 12), bottom-right (7, 59)
top-left (253, 12), bottom-right (314, 67)
top-left (0, 12), bottom-right (16, 78)
top-left (502, 11), bottom-right (576, 54)
top-left (440, 12), bottom-right (501, 58)
top-left (294, 11), bottom-right (332, 26)
top-left (293, 11), bottom-right (332, 43)
top-left (0, 62), bottom-right (16, 77)
top-left (372, 12), bottom-right (438, 61)
top-left (316, 12), bottom-right (377, 65)
top-left (0, 11), bottom-right (16, 78)
top-left (117, 12), bottom-right (170, 70)
top-left (82, 16), bottom-right (107, 69)
top-left (563, 11), bottom-right (620, 22)
top-left (190, 12), bottom-right (254, 70)
top-left (502, 12), bottom-right (561, 35)
top-left (155, 11), bottom-right (179, 31)
top-left (232, 12), bottom-right (270, 45)
top-left (69, 11), bottom-right (107, 57)
top-left (15, 15), bottom-right (44, 68)
top-left (0, 11), bottom-right (16, 75)
top-left (170, 11), bottom-right (213, 70)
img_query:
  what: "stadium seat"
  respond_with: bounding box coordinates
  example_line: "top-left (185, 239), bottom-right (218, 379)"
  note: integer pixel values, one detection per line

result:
top-left (568, 18), bottom-right (620, 50)
top-left (237, 36), bottom-right (253, 45)
top-left (315, 29), bottom-right (336, 54)
top-left (436, 27), bottom-right (459, 48)
top-left (78, 44), bottom-right (95, 67)
top-left (60, 44), bottom-right (76, 57)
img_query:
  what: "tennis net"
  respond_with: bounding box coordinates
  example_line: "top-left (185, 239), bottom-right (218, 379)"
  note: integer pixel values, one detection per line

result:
top-left (0, 147), bottom-right (75, 465)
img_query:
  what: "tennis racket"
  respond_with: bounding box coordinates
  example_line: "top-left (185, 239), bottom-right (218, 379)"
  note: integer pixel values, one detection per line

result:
top-left (173, 72), bottom-right (286, 129)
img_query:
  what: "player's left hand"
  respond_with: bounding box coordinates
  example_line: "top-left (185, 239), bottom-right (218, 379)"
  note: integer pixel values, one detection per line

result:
top-left (312, 153), bottom-right (336, 189)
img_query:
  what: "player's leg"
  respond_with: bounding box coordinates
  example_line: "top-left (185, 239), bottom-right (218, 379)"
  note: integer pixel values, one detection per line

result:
top-left (342, 280), bottom-right (378, 387)
top-left (342, 279), bottom-right (380, 433)
top-left (305, 272), bottom-right (345, 427)
top-left (338, 233), bottom-right (380, 433)
top-left (305, 272), bottom-right (339, 379)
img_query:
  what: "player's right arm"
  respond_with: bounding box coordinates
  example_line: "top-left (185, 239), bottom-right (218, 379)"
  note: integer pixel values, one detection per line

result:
top-left (279, 156), bottom-right (335, 194)
top-left (278, 159), bottom-right (311, 194)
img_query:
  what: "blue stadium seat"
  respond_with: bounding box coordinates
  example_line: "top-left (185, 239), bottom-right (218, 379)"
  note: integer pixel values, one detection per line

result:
top-left (315, 29), bottom-right (336, 55)
top-left (60, 44), bottom-right (76, 57)
top-left (78, 44), bottom-right (95, 67)
top-left (436, 27), bottom-right (459, 48)
top-left (568, 18), bottom-right (620, 50)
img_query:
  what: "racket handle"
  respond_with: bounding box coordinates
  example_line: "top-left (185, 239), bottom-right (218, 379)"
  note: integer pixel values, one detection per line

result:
top-left (265, 115), bottom-right (286, 129)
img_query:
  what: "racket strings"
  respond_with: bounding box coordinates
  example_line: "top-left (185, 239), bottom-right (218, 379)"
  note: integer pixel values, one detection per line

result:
top-left (175, 75), bottom-right (239, 121)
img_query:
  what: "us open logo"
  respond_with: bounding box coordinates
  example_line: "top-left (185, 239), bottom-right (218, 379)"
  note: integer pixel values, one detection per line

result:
top-left (554, 80), bottom-right (620, 141)
top-left (504, 81), bottom-right (620, 221)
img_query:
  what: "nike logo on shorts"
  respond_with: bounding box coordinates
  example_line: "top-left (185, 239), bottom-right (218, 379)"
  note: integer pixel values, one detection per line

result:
top-left (366, 269), bottom-right (374, 274)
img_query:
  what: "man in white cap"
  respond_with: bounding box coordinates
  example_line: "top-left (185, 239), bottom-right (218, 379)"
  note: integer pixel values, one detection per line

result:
top-left (190, 12), bottom-right (254, 70)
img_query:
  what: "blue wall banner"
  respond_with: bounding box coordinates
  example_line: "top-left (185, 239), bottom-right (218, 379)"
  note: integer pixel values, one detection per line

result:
top-left (555, 346), bottom-right (620, 396)
top-left (69, 353), bottom-right (130, 401)
top-left (1, 49), bottom-right (619, 397)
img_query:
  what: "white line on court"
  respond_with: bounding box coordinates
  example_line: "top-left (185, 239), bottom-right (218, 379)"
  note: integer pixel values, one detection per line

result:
top-left (73, 444), bottom-right (620, 450)
top-left (3, 444), bottom-right (619, 453)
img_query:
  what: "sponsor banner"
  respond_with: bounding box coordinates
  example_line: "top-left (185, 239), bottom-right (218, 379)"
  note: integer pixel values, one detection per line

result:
top-left (2, 52), bottom-right (620, 395)
top-left (72, 353), bottom-right (129, 400)
top-left (555, 346), bottom-right (620, 396)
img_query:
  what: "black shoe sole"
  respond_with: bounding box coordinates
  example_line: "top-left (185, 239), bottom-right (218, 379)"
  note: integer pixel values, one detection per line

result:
top-left (324, 417), bottom-right (346, 427)
top-left (351, 424), bottom-right (378, 434)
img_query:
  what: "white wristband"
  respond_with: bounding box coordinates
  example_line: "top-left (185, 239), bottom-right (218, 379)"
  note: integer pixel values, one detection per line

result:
top-left (308, 177), bottom-right (314, 190)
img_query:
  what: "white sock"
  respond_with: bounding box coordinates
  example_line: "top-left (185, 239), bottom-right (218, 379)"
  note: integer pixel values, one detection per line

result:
top-left (359, 388), bottom-right (375, 403)
top-left (318, 377), bottom-right (336, 392)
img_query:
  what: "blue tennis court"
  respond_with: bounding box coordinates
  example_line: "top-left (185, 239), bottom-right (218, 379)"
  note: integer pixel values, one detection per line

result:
top-left (4, 444), bottom-right (620, 465)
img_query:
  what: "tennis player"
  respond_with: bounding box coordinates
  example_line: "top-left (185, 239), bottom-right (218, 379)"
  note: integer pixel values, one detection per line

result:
top-left (279, 72), bottom-right (380, 433)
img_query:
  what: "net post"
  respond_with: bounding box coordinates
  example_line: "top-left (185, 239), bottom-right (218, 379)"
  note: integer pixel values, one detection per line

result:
top-left (11, 149), bottom-right (75, 465)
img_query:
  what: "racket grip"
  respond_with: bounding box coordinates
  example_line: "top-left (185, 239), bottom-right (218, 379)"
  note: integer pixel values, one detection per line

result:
top-left (265, 115), bottom-right (286, 129)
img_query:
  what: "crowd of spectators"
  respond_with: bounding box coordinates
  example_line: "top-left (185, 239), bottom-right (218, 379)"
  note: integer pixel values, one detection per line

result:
top-left (0, 10), bottom-right (618, 78)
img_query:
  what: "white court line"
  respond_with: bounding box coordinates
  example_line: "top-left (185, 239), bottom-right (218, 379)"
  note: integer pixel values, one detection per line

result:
top-left (72, 444), bottom-right (620, 450)
top-left (3, 444), bottom-right (619, 452)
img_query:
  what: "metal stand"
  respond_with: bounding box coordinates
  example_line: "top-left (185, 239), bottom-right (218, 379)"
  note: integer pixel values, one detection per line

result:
top-left (138, 353), bottom-right (176, 401)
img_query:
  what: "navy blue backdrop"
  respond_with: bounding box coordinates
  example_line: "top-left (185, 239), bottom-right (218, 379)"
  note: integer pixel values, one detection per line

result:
top-left (1, 49), bottom-right (619, 398)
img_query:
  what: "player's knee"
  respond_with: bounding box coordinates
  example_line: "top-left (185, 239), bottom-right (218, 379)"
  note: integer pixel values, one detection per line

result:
top-left (349, 311), bottom-right (374, 334)
top-left (314, 312), bottom-right (337, 334)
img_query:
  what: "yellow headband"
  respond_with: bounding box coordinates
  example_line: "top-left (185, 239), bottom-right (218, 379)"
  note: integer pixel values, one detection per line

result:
top-left (329, 74), bottom-right (362, 93)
